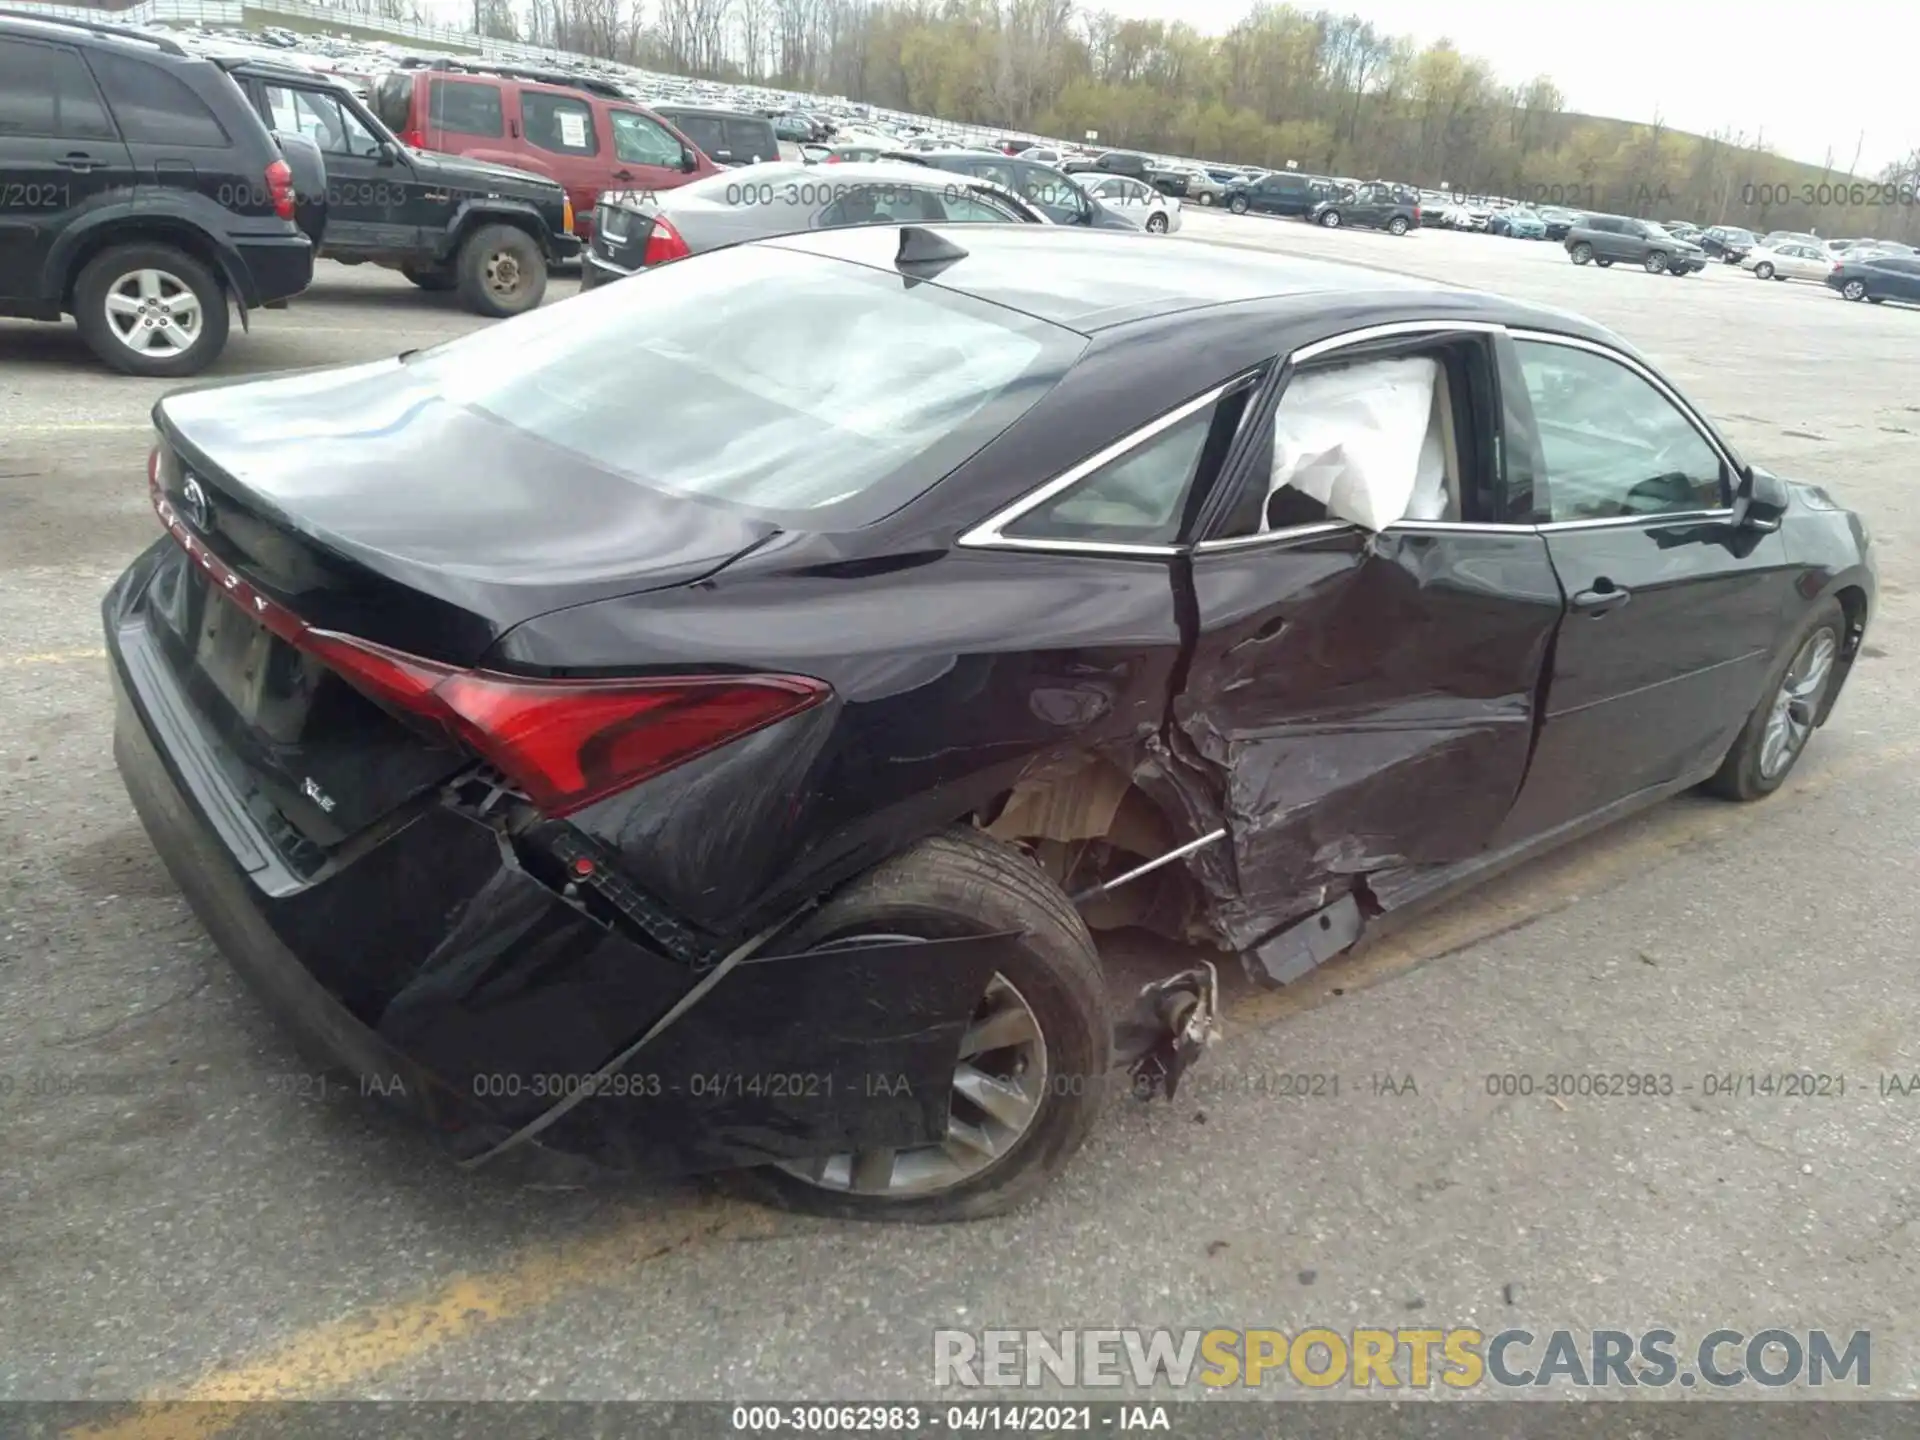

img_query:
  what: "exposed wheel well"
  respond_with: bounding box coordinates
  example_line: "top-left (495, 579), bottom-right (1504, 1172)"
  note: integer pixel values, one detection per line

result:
top-left (453, 211), bottom-right (550, 259)
top-left (62, 224), bottom-right (230, 312)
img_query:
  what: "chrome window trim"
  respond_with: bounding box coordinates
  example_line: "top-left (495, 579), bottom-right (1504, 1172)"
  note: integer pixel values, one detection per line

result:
top-left (1534, 508), bottom-right (1733, 533)
top-left (956, 375), bottom-right (1249, 554)
top-left (1193, 520), bottom-right (1355, 552)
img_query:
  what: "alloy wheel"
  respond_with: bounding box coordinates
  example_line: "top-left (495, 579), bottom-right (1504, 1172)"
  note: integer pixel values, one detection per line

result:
top-left (1759, 627), bottom-right (1838, 780)
top-left (1843, 279), bottom-right (1867, 301)
top-left (775, 941), bottom-right (1049, 1198)
top-left (103, 269), bottom-right (202, 357)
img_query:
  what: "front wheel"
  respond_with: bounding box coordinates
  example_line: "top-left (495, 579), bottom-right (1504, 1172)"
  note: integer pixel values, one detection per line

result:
top-left (1387, 215), bottom-right (1409, 236)
top-left (1145, 212), bottom-right (1169, 233)
top-left (1705, 599), bottom-right (1844, 801)
top-left (1198, 192), bottom-right (1215, 206)
top-left (456, 223), bottom-right (548, 318)
top-left (1644, 251), bottom-right (1669, 274)
top-left (72, 243), bottom-right (229, 378)
top-left (1754, 261), bottom-right (1774, 279)
top-left (1570, 242), bottom-right (1593, 264)
top-left (1843, 278), bottom-right (1868, 301)
top-left (739, 828), bottom-right (1111, 1222)
top-left (1228, 196), bottom-right (1249, 215)
top-left (1318, 209), bottom-right (1342, 228)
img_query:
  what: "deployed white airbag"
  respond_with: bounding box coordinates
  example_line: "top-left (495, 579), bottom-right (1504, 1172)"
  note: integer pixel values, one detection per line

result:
top-left (1269, 355), bottom-right (1444, 531)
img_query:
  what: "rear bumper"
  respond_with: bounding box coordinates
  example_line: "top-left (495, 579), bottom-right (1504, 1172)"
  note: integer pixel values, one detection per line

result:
top-left (579, 248), bottom-right (633, 291)
top-left (229, 234), bottom-right (315, 308)
top-left (103, 541), bottom-right (996, 1176)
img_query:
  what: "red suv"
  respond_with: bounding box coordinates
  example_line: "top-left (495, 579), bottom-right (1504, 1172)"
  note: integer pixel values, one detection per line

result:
top-left (371, 62), bottom-right (719, 240)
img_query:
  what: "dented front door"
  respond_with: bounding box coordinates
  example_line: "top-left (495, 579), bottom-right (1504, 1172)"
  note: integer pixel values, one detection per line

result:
top-left (1174, 523), bottom-right (1563, 949)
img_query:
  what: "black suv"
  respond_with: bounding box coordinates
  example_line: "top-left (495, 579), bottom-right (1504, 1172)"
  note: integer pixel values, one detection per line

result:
top-left (0, 11), bottom-right (313, 376)
top-left (1565, 214), bottom-right (1707, 275)
top-left (1060, 150), bottom-right (1151, 180)
top-left (1223, 170), bottom-right (1346, 219)
top-left (221, 57), bottom-right (578, 317)
top-left (1309, 180), bottom-right (1421, 234)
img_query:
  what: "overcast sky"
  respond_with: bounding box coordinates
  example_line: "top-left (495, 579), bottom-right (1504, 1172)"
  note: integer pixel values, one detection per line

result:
top-left (1088, 0), bottom-right (1913, 172)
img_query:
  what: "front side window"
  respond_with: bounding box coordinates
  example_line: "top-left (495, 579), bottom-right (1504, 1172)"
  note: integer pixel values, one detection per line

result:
top-left (263, 85), bottom-right (381, 157)
top-left (402, 245), bottom-right (1084, 524)
top-left (1005, 402), bottom-right (1219, 546)
top-left (1515, 340), bottom-right (1727, 522)
top-left (610, 109), bottom-right (681, 166)
top-left (522, 92), bottom-right (597, 155)
top-left (0, 38), bottom-right (114, 140)
top-left (87, 51), bottom-right (226, 147)
top-left (428, 79), bottom-right (502, 138)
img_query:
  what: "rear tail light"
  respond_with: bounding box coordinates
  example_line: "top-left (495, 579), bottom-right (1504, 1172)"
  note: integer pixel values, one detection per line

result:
top-left (305, 632), bottom-right (828, 816)
top-left (825, 153), bottom-right (841, 163)
top-left (403, 128), bottom-right (426, 148)
top-left (563, 195), bottom-right (575, 235)
top-left (264, 159), bottom-right (294, 220)
top-left (147, 471), bottom-right (827, 815)
top-left (642, 214), bottom-right (691, 266)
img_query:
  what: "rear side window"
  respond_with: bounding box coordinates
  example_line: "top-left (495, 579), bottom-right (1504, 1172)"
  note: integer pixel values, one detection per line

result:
top-left (0, 38), bottom-right (115, 141)
top-left (87, 51), bottom-right (227, 147)
top-left (401, 244), bottom-right (1085, 524)
top-left (522, 91), bottom-right (596, 156)
top-left (1006, 402), bottom-right (1218, 546)
top-left (429, 78), bottom-right (502, 138)
top-left (724, 118), bottom-right (776, 164)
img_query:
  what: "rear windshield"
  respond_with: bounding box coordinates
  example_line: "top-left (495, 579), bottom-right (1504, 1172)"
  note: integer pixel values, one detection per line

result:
top-left (401, 244), bottom-right (1085, 525)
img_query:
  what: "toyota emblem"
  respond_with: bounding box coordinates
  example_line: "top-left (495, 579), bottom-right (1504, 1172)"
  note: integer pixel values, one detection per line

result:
top-left (181, 475), bottom-right (210, 531)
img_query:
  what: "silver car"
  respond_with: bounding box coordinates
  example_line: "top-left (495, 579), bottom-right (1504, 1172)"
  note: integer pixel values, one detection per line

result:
top-left (1078, 173), bottom-right (1182, 233)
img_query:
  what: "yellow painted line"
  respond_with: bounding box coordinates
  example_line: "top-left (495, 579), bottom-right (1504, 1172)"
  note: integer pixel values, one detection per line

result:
top-left (63, 734), bottom-right (1919, 1435)
top-left (1, 647), bottom-right (107, 667)
top-left (68, 1196), bottom-right (781, 1437)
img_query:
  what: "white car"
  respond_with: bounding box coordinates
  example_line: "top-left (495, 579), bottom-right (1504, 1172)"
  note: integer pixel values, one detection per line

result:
top-left (1742, 243), bottom-right (1836, 283)
top-left (1079, 174), bottom-right (1182, 233)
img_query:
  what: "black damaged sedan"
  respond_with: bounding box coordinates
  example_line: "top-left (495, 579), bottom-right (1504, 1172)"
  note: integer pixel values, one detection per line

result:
top-left (109, 225), bottom-right (1873, 1221)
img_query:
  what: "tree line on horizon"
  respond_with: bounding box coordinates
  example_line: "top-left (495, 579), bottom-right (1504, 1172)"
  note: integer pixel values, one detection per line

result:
top-left (374, 0), bottom-right (1920, 238)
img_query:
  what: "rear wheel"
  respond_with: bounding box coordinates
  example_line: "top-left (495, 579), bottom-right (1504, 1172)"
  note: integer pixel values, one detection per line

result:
top-left (1229, 195), bottom-right (1249, 215)
top-left (1198, 192), bottom-right (1215, 206)
top-left (1319, 209), bottom-right (1342, 228)
top-left (1387, 215), bottom-right (1409, 236)
top-left (1705, 599), bottom-right (1844, 801)
top-left (1754, 261), bottom-right (1774, 279)
top-left (738, 828), bottom-right (1111, 1222)
top-left (1595, 258), bottom-right (1614, 268)
top-left (1843, 278), bottom-right (1868, 301)
top-left (1571, 242), bottom-right (1593, 264)
top-left (73, 243), bottom-right (228, 378)
top-left (455, 223), bottom-right (547, 318)
top-left (1146, 212), bottom-right (1169, 233)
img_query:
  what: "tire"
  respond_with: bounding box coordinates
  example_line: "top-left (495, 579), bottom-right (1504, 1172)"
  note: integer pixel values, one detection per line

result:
top-left (1146, 212), bottom-right (1168, 233)
top-left (1754, 261), bottom-right (1774, 279)
top-left (1843, 278), bottom-right (1868, 301)
top-left (1229, 195), bottom-right (1249, 215)
top-left (1644, 251), bottom-right (1669, 274)
top-left (72, 243), bottom-right (229, 378)
top-left (1199, 192), bottom-right (1215, 206)
top-left (402, 265), bottom-right (458, 292)
top-left (735, 827), bottom-right (1111, 1223)
top-left (1319, 209), bottom-right (1342, 228)
top-left (455, 223), bottom-right (547, 318)
top-left (1387, 215), bottom-right (1409, 236)
top-left (1705, 598), bottom-right (1845, 801)
top-left (1570, 242), bottom-right (1593, 265)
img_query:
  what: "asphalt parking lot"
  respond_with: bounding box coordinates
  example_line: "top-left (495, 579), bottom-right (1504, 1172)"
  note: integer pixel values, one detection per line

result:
top-left (5, 220), bottom-right (1920, 1414)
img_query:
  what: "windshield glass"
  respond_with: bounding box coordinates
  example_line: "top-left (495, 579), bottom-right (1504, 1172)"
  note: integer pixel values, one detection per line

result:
top-left (402, 244), bottom-right (1085, 525)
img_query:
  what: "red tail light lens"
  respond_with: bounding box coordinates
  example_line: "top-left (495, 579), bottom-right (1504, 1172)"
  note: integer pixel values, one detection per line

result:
top-left (306, 631), bottom-right (827, 816)
top-left (265, 159), bottom-right (295, 220)
top-left (403, 128), bottom-right (426, 148)
top-left (642, 214), bottom-right (691, 266)
top-left (825, 153), bottom-right (841, 163)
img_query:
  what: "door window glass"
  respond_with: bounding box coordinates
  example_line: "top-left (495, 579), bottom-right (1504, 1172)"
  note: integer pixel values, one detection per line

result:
top-left (522, 92), bottom-right (597, 155)
top-left (610, 109), bottom-right (681, 166)
top-left (1515, 341), bottom-right (1728, 521)
top-left (428, 79), bottom-right (503, 138)
top-left (87, 50), bottom-right (226, 146)
top-left (263, 85), bottom-right (381, 158)
top-left (939, 192), bottom-right (1023, 223)
top-left (1005, 402), bottom-right (1218, 545)
top-left (0, 38), bottom-right (114, 140)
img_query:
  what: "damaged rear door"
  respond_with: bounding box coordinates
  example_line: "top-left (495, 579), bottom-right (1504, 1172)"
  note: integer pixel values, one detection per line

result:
top-left (1171, 321), bottom-right (1565, 975)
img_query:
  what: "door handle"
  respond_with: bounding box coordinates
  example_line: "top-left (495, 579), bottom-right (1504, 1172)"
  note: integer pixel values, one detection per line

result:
top-left (1572, 583), bottom-right (1631, 614)
top-left (58, 152), bottom-right (99, 172)
top-left (612, 168), bottom-right (634, 180)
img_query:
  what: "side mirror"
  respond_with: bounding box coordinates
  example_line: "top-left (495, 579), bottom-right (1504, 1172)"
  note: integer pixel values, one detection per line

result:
top-left (680, 147), bottom-right (700, 172)
top-left (378, 141), bottom-right (401, 167)
top-left (1731, 465), bottom-right (1788, 532)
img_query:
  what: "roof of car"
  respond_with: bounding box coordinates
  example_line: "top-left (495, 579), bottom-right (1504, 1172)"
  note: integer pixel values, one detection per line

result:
top-left (765, 224), bottom-right (1622, 339)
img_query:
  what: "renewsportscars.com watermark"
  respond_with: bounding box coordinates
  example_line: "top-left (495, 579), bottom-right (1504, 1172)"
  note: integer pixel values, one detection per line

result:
top-left (934, 1328), bottom-right (1871, 1390)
